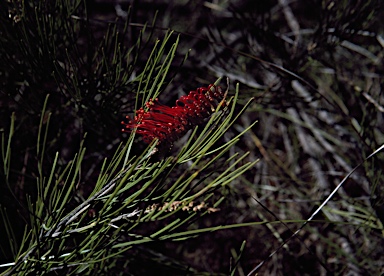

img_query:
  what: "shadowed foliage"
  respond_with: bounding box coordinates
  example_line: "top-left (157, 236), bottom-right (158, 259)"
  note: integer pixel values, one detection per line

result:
top-left (1, 0), bottom-right (384, 275)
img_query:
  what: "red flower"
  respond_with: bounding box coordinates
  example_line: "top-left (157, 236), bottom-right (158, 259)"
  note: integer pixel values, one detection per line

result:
top-left (122, 84), bottom-right (225, 144)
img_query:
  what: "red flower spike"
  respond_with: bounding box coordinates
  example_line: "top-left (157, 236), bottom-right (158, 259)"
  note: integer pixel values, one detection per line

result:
top-left (122, 84), bottom-right (226, 144)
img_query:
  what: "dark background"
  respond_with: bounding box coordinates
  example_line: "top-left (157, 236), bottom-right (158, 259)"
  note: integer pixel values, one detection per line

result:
top-left (1, 0), bottom-right (384, 274)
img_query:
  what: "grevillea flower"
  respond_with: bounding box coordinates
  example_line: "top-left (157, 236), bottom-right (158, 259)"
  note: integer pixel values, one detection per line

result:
top-left (122, 84), bottom-right (226, 144)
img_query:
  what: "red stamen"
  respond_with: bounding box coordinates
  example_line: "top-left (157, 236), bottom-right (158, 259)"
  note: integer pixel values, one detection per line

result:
top-left (122, 84), bottom-right (225, 144)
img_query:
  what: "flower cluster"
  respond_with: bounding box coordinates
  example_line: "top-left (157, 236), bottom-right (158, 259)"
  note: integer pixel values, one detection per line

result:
top-left (145, 201), bottom-right (220, 213)
top-left (122, 84), bottom-right (225, 144)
